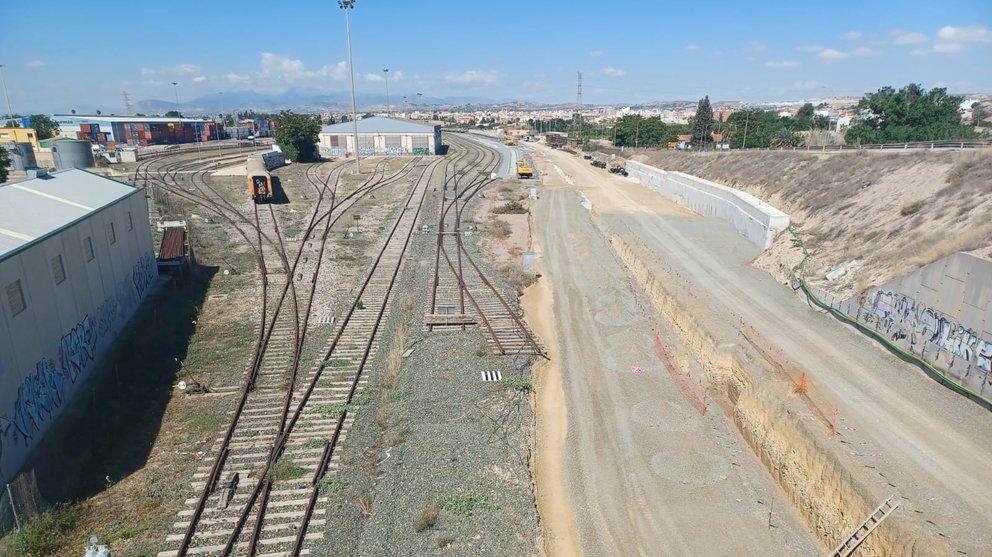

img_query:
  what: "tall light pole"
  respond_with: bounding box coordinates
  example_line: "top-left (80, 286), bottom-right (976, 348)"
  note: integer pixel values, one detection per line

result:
top-left (171, 82), bottom-right (180, 116)
top-left (340, 0), bottom-right (361, 174)
top-left (218, 92), bottom-right (225, 142)
top-left (382, 68), bottom-right (390, 117)
top-left (0, 65), bottom-right (15, 127)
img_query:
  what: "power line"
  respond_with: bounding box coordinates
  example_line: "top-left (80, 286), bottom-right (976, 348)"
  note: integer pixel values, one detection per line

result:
top-left (121, 90), bottom-right (132, 116)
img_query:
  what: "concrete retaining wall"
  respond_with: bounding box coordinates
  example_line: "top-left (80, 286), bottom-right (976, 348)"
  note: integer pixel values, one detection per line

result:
top-left (840, 252), bottom-right (992, 397)
top-left (626, 160), bottom-right (789, 250)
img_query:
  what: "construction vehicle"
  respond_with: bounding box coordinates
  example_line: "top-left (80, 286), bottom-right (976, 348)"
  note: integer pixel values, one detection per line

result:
top-left (516, 159), bottom-right (533, 179)
top-left (505, 135), bottom-right (515, 146)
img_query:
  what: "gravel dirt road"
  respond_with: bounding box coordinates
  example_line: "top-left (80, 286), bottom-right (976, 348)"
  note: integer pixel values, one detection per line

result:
top-left (528, 147), bottom-right (820, 556)
top-left (526, 142), bottom-right (992, 556)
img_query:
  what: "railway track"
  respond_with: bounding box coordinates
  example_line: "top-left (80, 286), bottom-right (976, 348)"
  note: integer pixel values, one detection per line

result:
top-left (141, 150), bottom-right (448, 556)
top-left (427, 134), bottom-right (546, 357)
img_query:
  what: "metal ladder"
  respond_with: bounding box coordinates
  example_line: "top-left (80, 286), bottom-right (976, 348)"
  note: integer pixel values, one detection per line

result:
top-left (831, 495), bottom-right (900, 557)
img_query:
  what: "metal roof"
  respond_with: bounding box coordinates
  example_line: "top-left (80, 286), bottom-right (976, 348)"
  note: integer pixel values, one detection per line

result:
top-left (52, 114), bottom-right (207, 124)
top-left (0, 169), bottom-right (140, 260)
top-left (320, 116), bottom-right (439, 135)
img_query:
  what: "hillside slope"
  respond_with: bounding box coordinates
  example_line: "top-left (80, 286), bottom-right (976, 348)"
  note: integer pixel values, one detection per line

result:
top-left (636, 149), bottom-right (992, 298)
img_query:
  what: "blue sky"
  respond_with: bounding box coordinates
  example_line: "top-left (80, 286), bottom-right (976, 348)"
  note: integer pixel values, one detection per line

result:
top-left (1, 0), bottom-right (990, 113)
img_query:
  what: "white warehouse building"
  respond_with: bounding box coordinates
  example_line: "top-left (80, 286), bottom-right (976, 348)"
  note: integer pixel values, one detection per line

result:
top-left (318, 116), bottom-right (442, 157)
top-left (0, 169), bottom-right (157, 487)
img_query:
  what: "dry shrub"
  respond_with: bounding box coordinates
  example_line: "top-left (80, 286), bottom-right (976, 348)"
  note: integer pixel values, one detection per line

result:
top-left (793, 373), bottom-right (809, 394)
top-left (356, 496), bottom-right (373, 518)
top-left (899, 200), bottom-right (925, 216)
top-left (413, 503), bottom-right (439, 532)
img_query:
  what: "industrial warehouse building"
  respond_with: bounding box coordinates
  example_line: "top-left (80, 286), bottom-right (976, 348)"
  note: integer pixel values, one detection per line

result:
top-left (52, 114), bottom-right (214, 147)
top-left (318, 116), bottom-right (442, 156)
top-left (0, 169), bottom-right (157, 488)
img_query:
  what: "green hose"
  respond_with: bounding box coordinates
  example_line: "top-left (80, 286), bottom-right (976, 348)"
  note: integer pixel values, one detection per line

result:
top-left (788, 228), bottom-right (991, 410)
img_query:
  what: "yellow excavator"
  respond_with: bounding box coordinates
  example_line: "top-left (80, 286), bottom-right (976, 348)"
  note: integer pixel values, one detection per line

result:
top-left (505, 135), bottom-right (515, 146)
top-left (517, 159), bottom-right (533, 178)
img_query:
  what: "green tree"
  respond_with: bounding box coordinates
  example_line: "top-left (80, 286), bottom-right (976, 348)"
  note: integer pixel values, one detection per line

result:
top-left (795, 102), bottom-right (815, 125)
top-left (971, 102), bottom-right (989, 127)
top-left (691, 96), bottom-right (714, 148)
top-left (29, 114), bottom-right (60, 139)
top-left (845, 83), bottom-right (975, 144)
top-left (164, 110), bottom-right (183, 118)
top-left (274, 111), bottom-right (321, 162)
top-left (0, 147), bottom-right (10, 182)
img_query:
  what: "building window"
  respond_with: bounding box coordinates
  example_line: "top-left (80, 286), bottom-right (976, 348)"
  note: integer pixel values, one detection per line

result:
top-left (51, 255), bottom-right (66, 285)
top-left (84, 236), bottom-right (95, 261)
top-left (127, 211), bottom-right (134, 231)
top-left (107, 222), bottom-right (116, 245)
top-left (6, 280), bottom-right (26, 316)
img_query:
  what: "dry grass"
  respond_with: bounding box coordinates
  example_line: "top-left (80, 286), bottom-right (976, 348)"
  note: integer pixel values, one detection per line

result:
top-left (645, 149), bottom-right (992, 298)
top-left (356, 496), bottom-right (373, 518)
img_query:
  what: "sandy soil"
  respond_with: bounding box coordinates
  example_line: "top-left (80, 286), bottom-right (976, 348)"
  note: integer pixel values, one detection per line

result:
top-left (526, 142), bottom-right (992, 556)
top-left (521, 246), bottom-right (581, 557)
top-left (525, 145), bottom-right (819, 556)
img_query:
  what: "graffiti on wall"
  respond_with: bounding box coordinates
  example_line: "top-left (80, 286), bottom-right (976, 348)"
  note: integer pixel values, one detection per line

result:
top-left (864, 289), bottom-right (991, 372)
top-left (0, 253), bottom-right (159, 472)
top-left (0, 358), bottom-right (67, 452)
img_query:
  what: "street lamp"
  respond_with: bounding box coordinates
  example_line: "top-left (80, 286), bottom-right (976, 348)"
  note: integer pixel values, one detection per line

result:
top-left (339, 0), bottom-right (361, 174)
top-left (218, 92), bottom-right (224, 142)
top-left (171, 82), bottom-right (180, 116)
top-left (0, 64), bottom-right (15, 127)
top-left (383, 68), bottom-right (390, 117)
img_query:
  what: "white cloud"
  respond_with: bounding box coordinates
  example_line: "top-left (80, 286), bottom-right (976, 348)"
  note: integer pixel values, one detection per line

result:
top-left (818, 48), bottom-right (848, 60)
top-left (843, 31), bottom-right (862, 40)
top-left (938, 25), bottom-right (992, 43)
top-left (25, 60), bottom-right (45, 68)
top-left (934, 25), bottom-right (992, 53)
top-left (748, 41), bottom-right (767, 52)
top-left (364, 70), bottom-right (404, 83)
top-left (258, 53), bottom-right (347, 81)
top-left (849, 47), bottom-right (878, 57)
top-left (765, 60), bottom-right (800, 69)
top-left (791, 80), bottom-right (825, 91)
top-left (892, 31), bottom-right (928, 45)
top-left (911, 48), bottom-right (930, 56)
top-left (192, 75), bottom-right (207, 83)
top-left (933, 42), bottom-right (966, 53)
top-left (685, 44), bottom-right (702, 51)
top-left (140, 64), bottom-right (202, 76)
top-left (801, 45), bottom-right (878, 61)
top-left (589, 50), bottom-right (604, 58)
top-left (443, 70), bottom-right (503, 86)
top-left (603, 66), bottom-right (625, 77)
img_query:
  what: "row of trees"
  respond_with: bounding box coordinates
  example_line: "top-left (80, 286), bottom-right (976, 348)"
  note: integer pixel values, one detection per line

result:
top-left (523, 84), bottom-right (982, 151)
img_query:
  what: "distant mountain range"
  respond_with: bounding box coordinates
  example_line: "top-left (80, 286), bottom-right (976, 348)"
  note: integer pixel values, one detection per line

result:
top-left (131, 89), bottom-right (510, 115)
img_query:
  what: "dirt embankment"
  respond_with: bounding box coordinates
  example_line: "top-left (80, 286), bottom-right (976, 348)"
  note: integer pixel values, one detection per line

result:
top-left (634, 149), bottom-right (992, 299)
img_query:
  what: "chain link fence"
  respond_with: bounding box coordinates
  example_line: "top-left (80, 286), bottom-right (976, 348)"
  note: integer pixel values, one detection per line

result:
top-left (0, 468), bottom-right (46, 537)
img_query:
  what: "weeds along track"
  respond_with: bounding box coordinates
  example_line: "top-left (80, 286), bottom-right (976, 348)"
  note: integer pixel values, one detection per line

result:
top-left (427, 134), bottom-right (546, 357)
top-left (143, 150), bottom-right (444, 556)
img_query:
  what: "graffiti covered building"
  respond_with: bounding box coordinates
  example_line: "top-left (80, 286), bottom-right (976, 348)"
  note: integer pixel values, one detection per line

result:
top-left (0, 168), bottom-right (157, 485)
